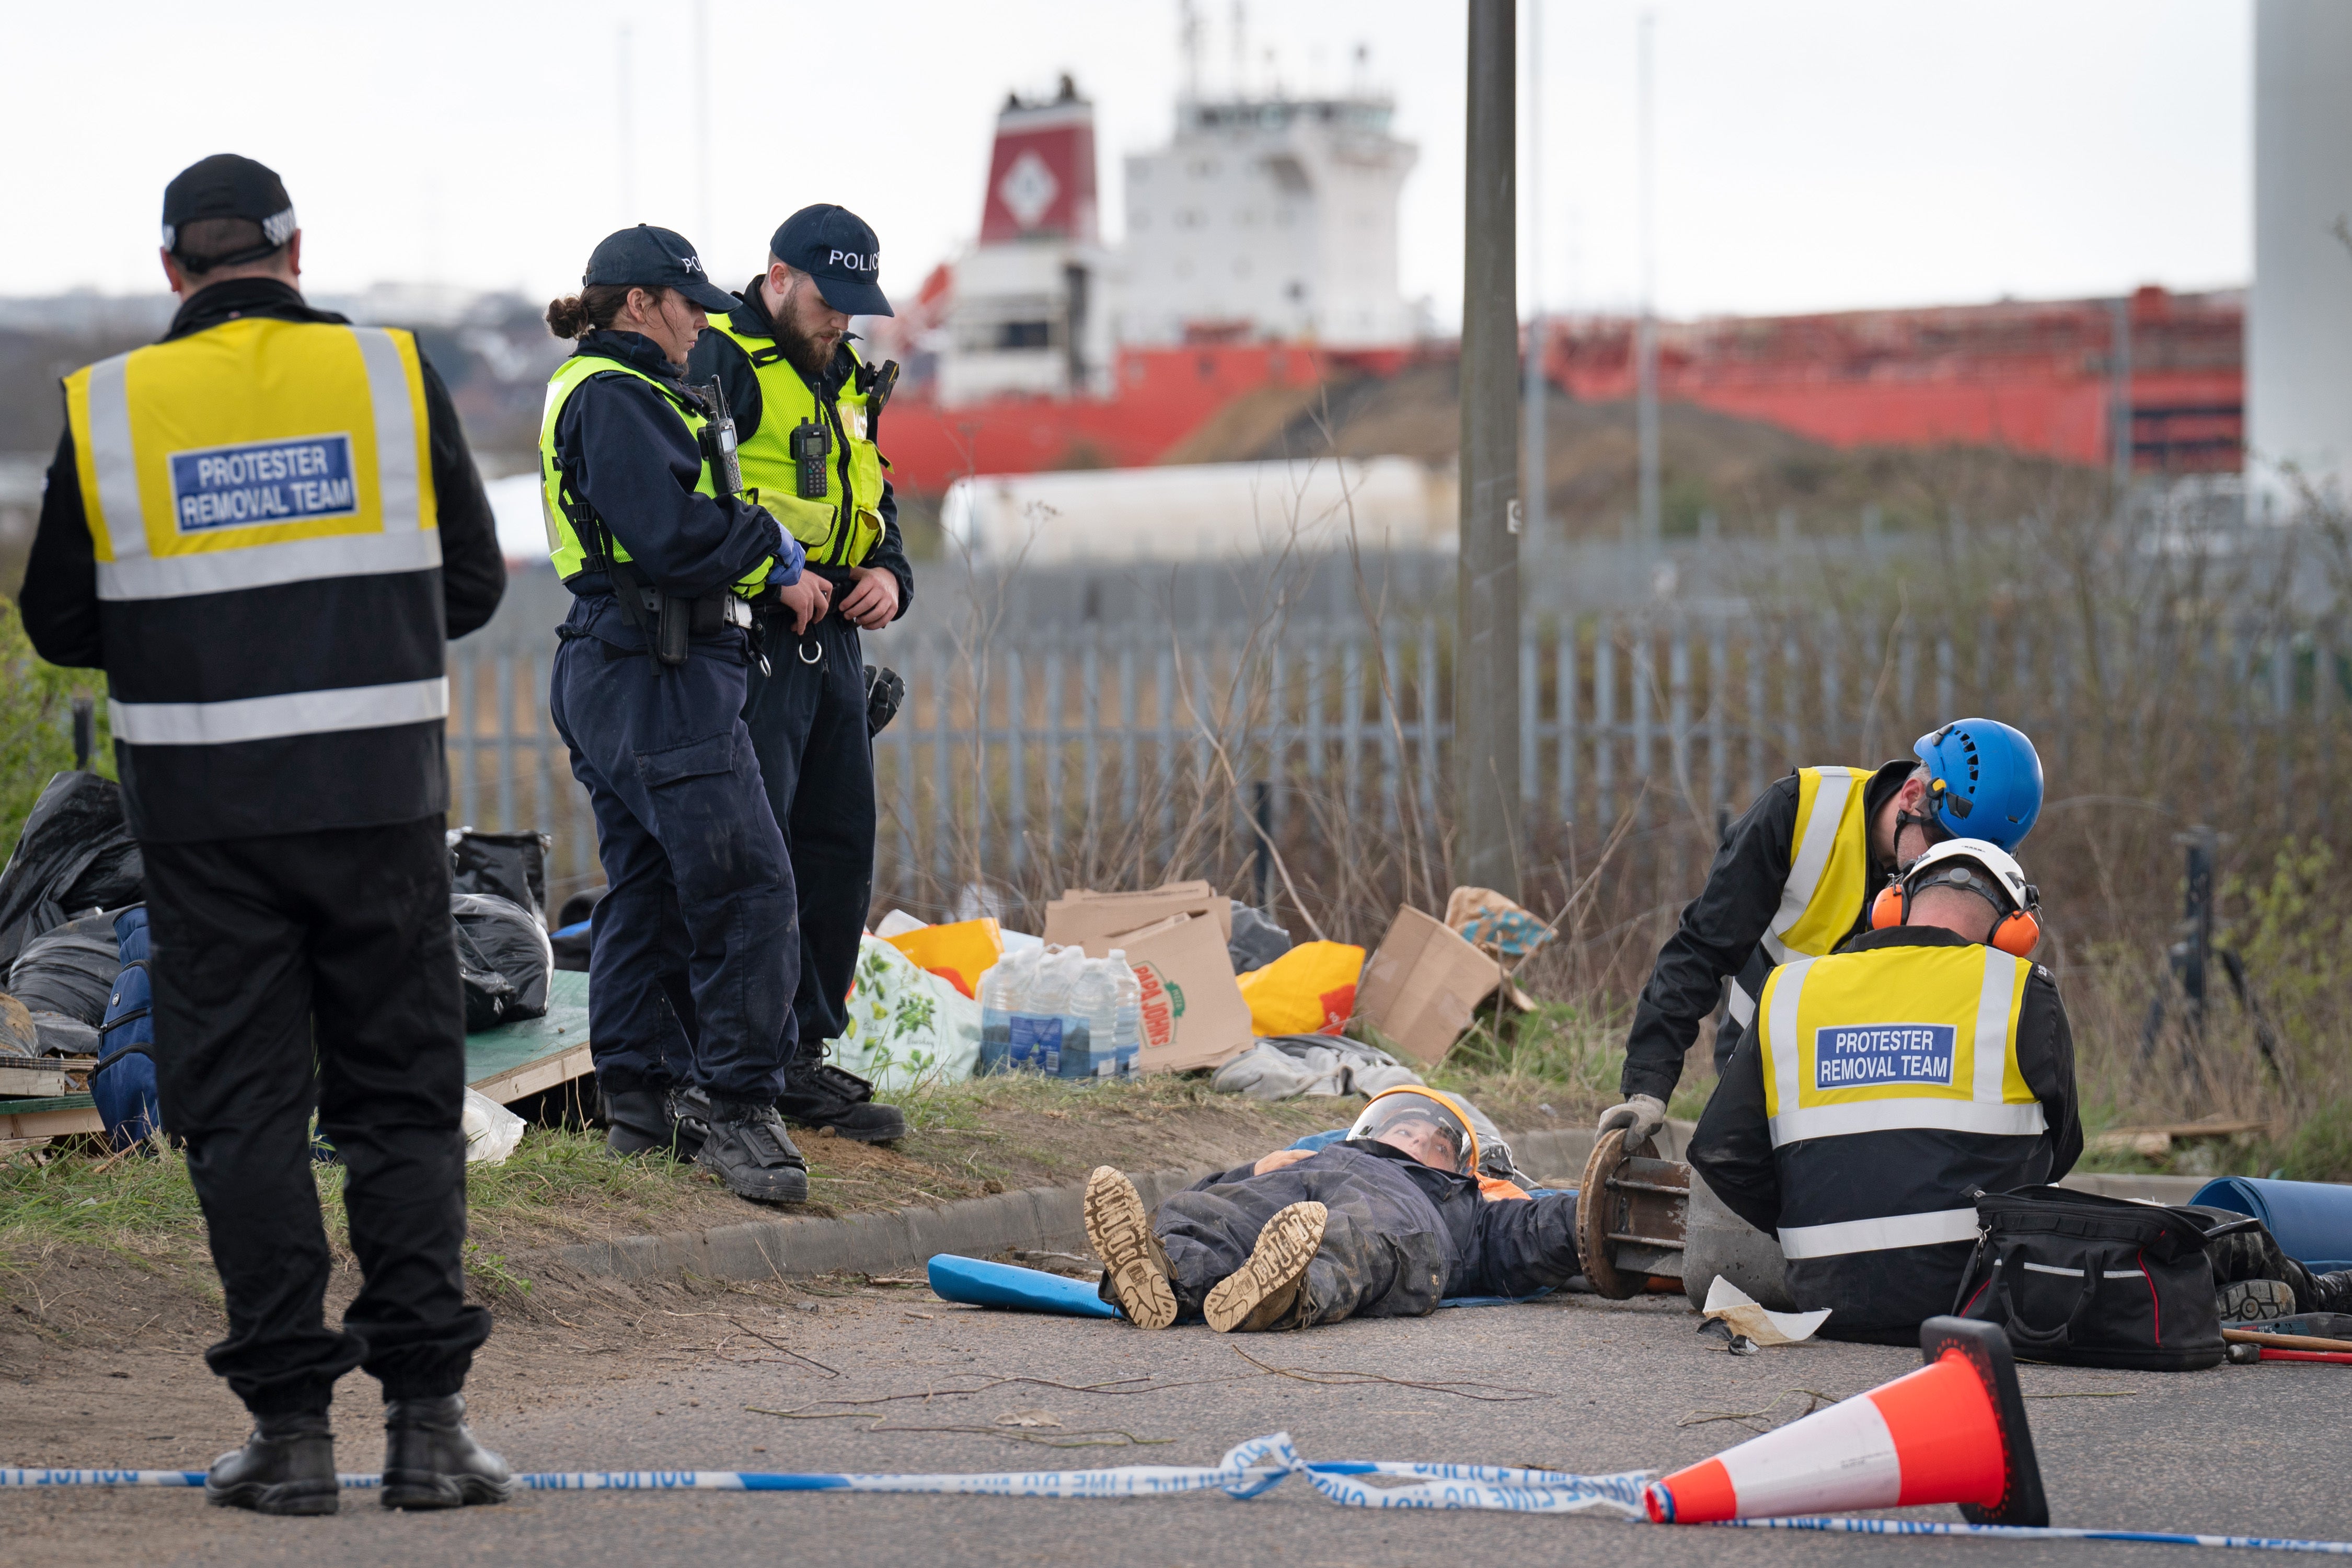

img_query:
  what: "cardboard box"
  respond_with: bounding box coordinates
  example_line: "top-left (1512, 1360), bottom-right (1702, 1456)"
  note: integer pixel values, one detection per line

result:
top-left (1353, 904), bottom-right (1505, 1065)
top-left (1048, 907), bottom-right (1254, 1075)
top-left (1043, 880), bottom-right (1233, 947)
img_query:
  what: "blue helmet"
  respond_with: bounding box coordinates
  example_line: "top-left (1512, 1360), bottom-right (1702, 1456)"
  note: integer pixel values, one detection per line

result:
top-left (1912, 719), bottom-right (2044, 851)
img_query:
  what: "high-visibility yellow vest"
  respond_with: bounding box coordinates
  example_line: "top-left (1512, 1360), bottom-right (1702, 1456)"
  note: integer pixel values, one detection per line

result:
top-left (1725, 765), bottom-right (1877, 1030)
top-left (537, 350), bottom-right (770, 594)
top-left (62, 316), bottom-right (448, 746)
top-left (706, 322), bottom-right (886, 568)
top-left (1754, 940), bottom-right (2041, 1261)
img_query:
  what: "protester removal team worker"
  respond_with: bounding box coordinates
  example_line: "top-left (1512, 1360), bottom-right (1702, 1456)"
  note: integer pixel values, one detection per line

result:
top-left (1598, 718), bottom-right (2046, 1149)
top-left (1686, 838), bottom-right (2084, 1341)
top-left (687, 204), bottom-right (914, 1143)
top-left (17, 154), bottom-right (512, 1514)
top-left (1085, 1087), bottom-right (1584, 1333)
top-left (539, 224), bottom-right (811, 1203)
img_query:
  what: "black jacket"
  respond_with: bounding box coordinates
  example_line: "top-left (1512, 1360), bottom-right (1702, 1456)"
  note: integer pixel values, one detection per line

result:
top-left (685, 281), bottom-right (913, 615)
top-left (1621, 758), bottom-right (1913, 1102)
top-left (1188, 1138), bottom-right (1584, 1301)
top-left (20, 278), bottom-right (505, 668)
top-left (18, 279), bottom-right (506, 843)
top-left (1688, 924), bottom-right (2084, 1339)
top-left (549, 328), bottom-right (793, 653)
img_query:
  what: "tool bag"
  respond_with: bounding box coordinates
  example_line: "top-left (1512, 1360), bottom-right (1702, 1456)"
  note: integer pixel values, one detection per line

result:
top-left (1951, 1184), bottom-right (2230, 1370)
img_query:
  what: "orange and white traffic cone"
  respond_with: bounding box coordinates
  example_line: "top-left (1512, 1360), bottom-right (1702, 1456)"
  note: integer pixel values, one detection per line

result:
top-left (1645, 1316), bottom-right (2047, 1527)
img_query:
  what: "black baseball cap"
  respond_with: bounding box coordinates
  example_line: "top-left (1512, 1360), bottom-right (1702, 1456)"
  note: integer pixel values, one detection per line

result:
top-left (162, 154), bottom-right (297, 267)
top-left (770, 205), bottom-right (892, 317)
top-left (583, 225), bottom-right (737, 312)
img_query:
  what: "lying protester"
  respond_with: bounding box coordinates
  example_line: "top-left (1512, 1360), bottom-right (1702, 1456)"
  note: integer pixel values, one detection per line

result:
top-left (1688, 837), bottom-right (2084, 1344)
top-left (1083, 1087), bottom-right (1579, 1333)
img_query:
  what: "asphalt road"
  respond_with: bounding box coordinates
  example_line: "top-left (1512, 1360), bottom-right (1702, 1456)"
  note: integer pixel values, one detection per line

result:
top-left (7, 1286), bottom-right (2347, 1567)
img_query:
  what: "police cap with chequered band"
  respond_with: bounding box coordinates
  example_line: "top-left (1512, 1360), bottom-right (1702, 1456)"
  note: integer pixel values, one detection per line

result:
top-left (162, 154), bottom-right (297, 270)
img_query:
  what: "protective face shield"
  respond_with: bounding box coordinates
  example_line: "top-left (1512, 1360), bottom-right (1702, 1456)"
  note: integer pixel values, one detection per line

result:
top-left (1347, 1087), bottom-right (1480, 1175)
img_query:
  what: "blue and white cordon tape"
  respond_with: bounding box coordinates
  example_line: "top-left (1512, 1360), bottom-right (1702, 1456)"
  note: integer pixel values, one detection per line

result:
top-left (6, 1433), bottom-right (2349, 1552)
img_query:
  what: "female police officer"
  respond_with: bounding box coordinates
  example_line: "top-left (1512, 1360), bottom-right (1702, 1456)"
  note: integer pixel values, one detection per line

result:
top-left (540, 224), bottom-right (809, 1202)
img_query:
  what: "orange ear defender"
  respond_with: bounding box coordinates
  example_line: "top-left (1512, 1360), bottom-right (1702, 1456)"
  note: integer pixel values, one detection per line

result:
top-left (1990, 909), bottom-right (2042, 957)
top-left (1870, 884), bottom-right (1904, 930)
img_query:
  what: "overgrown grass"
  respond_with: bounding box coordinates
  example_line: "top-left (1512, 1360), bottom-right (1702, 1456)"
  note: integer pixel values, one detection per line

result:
top-left (0, 596), bottom-right (112, 850)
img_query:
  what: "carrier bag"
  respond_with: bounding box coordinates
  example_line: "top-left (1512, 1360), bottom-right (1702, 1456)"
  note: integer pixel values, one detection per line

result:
top-left (92, 905), bottom-right (161, 1150)
top-left (1952, 1184), bottom-right (2228, 1370)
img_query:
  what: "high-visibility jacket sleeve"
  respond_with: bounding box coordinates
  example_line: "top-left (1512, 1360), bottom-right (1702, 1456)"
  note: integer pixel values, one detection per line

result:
top-left (419, 351), bottom-right (505, 639)
top-left (19, 428), bottom-right (102, 669)
top-left (1463, 1191), bottom-right (1584, 1298)
top-left (1687, 1029), bottom-right (1781, 1237)
top-left (1620, 774), bottom-right (1804, 1103)
top-left (555, 372), bottom-right (787, 598)
top-left (863, 476), bottom-right (914, 620)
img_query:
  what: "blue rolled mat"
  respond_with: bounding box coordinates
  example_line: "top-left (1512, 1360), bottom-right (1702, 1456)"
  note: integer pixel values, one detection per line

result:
top-left (2190, 1176), bottom-right (2352, 1272)
top-left (927, 1255), bottom-right (1123, 1319)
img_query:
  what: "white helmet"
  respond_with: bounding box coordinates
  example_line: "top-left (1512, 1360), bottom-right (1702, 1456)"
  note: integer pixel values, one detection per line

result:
top-left (1901, 836), bottom-right (2034, 916)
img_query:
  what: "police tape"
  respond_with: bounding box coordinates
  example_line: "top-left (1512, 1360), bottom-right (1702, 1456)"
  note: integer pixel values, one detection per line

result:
top-left (1, 1433), bottom-right (1651, 1515)
top-left (7, 1441), bottom-right (2351, 1551)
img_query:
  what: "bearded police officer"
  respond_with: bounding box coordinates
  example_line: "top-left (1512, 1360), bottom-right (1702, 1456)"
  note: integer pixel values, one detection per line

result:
top-left (1687, 839), bottom-right (2083, 1341)
top-left (1598, 718), bottom-right (2045, 1148)
top-left (541, 225), bottom-right (815, 1201)
top-left (18, 154), bottom-right (511, 1514)
top-left (686, 205), bottom-right (914, 1142)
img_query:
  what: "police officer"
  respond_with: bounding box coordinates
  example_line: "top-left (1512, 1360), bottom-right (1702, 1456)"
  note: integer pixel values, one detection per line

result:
top-left (18, 155), bottom-right (511, 1514)
top-left (1598, 718), bottom-right (2045, 1149)
top-left (541, 225), bottom-right (814, 1202)
top-left (1687, 839), bottom-right (2083, 1341)
top-left (687, 205), bottom-right (913, 1142)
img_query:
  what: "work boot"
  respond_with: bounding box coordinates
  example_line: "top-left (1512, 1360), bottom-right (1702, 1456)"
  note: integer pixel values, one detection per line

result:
top-left (205, 1410), bottom-right (339, 1516)
top-left (1082, 1166), bottom-right (1178, 1330)
top-left (603, 1086), bottom-right (699, 1160)
top-left (778, 1061), bottom-right (906, 1143)
top-left (381, 1394), bottom-right (515, 1511)
top-left (1204, 1201), bottom-right (1327, 1334)
top-left (682, 1088), bottom-right (810, 1203)
top-left (2306, 1270), bottom-right (2352, 1315)
top-left (2219, 1277), bottom-right (2297, 1322)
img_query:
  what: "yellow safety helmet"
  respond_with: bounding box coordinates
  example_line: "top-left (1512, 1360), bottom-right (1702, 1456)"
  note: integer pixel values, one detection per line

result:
top-left (1347, 1086), bottom-right (1480, 1175)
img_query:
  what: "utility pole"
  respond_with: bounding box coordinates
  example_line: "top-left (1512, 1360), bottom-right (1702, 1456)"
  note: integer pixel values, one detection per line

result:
top-left (1458, 0), bottom-right (1521, 897)
top-left (694, 0), bottom-right (713, 248)
top-left (1523, 0), bottom-right (1548, 568)
top-left (1635, 10), bottom-right (1660, 556)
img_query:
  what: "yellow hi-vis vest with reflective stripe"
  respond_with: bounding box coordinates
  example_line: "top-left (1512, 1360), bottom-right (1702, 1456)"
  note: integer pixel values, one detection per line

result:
top-left (1724, 765), bottom-right (1876, 1031)
top-left (537, 351), bottom-right (771, 595)
top-left (706, 324), bottom-right (886, 568)
top-left (62, 316), bottom-right (447, 746)
top-left (1754, 941), bottom-right (2041, 1261)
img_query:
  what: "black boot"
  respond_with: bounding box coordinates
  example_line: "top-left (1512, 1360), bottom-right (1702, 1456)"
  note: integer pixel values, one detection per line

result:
top-left (382, 1393), bottom-right (515, 1511)
top-left (2305, 1270), bottom-right (2352, 1315)
top-left (603, 1085), bottom-right (699, 1160)
top-left (205, 1410), bottom-right (339, 1516)
top-left (778, 1062), bottom-right (906, 1144)
top-left (680, 1087), bottom-right (810, 1203)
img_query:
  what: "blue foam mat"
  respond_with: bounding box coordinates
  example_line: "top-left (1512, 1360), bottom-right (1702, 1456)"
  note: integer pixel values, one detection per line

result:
top-left (927, 1255), bottom-right (1123, 1318)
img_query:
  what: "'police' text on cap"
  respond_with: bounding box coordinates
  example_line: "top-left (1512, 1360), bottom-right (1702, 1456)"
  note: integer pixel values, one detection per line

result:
top-left (769, 205), bottom-right (893, 318)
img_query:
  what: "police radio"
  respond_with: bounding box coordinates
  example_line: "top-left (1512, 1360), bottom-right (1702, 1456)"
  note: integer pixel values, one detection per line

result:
top-left (695, 378), bottom-right (744, 498)
top-left (789, 417), bottom-right (831, 500)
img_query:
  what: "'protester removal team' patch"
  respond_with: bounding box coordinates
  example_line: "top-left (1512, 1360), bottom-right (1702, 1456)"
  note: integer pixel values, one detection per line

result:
top-left (169, 434), bottom-right (357, 532)
top-left (1814, 1023), bottom-right (1957, 1090)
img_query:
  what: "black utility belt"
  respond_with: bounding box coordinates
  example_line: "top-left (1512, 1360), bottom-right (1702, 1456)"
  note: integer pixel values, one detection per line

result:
top-left (634, 586), bottom-right (753, 633)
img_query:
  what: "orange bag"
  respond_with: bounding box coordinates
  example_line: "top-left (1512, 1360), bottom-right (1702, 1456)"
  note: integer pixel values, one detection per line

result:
top-left (1236, 940), bottom-right (1367, 1036)
top-left (882, 917), bottom-right (1004, 1000)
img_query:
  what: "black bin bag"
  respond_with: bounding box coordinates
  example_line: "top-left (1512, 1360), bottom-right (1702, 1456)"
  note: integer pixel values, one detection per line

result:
top-left (0, 773), bottom-right (143, 970)
top-left (448, 829), bottom-right (549, 920)
top-left (10, 908), bottom-right (124, 1026)
top-left (452, 893), bottom-right (554, 1032)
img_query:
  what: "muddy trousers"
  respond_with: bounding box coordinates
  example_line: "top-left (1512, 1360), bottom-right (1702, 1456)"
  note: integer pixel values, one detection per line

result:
top-left (2190, 1206), bottom-right (2352, 1313)
top-left (145, 820), bottom-right (490, 1416)
top-left (742, 609), bottom-right (873, 1059)
top-left (1151, 1183), bottom-right (1449, 1328)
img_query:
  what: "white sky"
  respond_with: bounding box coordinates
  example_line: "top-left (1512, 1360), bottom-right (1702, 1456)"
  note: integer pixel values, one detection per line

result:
top-left (0, 0), bottom-right (2250, 322)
